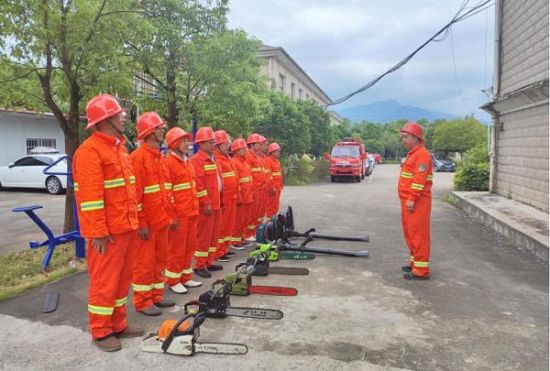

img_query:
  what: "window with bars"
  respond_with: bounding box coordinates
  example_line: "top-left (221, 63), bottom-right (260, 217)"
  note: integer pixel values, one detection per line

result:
top-left (26, 138), bottom-right (57, 154)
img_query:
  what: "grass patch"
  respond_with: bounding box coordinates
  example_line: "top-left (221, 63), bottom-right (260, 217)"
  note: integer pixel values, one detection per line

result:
top-left (0, 243), bottom-right (87, 302)
top-left (441, 192), bottom-right (459, 207)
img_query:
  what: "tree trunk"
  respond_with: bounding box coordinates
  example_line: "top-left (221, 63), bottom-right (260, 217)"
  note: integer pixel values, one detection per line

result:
top-left (63, 118), bottom-right (80, 233)
top-left (165, 52), bottom-right (179, 127)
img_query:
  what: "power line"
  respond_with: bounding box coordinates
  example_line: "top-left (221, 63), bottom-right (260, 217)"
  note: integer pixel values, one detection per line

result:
top-left (327, 0), bottom-right (494, 107)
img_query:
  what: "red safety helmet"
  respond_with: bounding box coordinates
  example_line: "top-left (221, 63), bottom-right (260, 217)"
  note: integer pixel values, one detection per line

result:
top-left (268, 143), bottom-right (281, 154)
top-left (231, 138), bottom-right (247, 152)
top-left (85, 94), bottom-right (126, 129)
top-left (195, 127), bottom-right (215, 143)
top-left (214, 130), bottom-right (230, 145)
top-left (400, 121), bottom-right (424, 141)
top-left (136, 112), bottom-right (166, 141)
top-left (258, 135), bottom-right (267, 143)
top-left (166, 127), bottom-right (192, 150)
top-left (247, 133), bottom-right (262, 145)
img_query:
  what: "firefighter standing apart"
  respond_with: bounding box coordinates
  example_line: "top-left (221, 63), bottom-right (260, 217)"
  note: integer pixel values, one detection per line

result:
top-left (131, 112), bottom-right (176, 315)
top-left (73, 94), bottom-right (144, 352)
top-left (191, 127), bottom-right (224, 278)
top-left (164, 127), bottom-right (203, 294)
top-left (398, 121), bottom-right (433, 280)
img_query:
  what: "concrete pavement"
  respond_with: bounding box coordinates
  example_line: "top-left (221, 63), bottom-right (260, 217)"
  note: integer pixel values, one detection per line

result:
top-left (0, 164), bottom-right (547, 370)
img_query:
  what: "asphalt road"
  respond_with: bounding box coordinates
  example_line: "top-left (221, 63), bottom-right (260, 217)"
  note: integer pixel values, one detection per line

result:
top-left (0, 165), bottom-right (547, 370)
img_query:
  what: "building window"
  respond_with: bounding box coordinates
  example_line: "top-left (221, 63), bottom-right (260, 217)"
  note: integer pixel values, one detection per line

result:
top-left (291, 83), bottom-right (296, 99)
top-left (133, 71), bottom-right (158, 97)
top-left (26, 138), bottom-right (57, 155)
top-left (278, 74), bottom-right (285, 93)
top-left (298, 88), bottom-right (303, 100)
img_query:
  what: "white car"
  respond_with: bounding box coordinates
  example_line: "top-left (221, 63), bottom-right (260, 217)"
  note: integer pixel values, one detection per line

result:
top-left (0, 154), bottom-right (68, 194)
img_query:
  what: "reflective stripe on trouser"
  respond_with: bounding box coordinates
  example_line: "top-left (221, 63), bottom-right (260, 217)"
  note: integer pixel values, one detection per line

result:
top-left (400, 197), bottom-right (431, 277)
top-left (166, 216), bottom-right (198, 287)
top-left (132, 226), bottom-right (169, 311)
top-left (217, 197), bottom-right (237, 259)
top-left (266, 188), bottom-right (282, 218)
top-left (87, 230), bottom-right (136, 340)
top-left (195, 210), bottom-right (221, 269)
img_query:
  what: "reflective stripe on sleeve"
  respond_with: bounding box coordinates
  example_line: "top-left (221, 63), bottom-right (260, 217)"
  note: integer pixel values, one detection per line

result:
top-left (197, 190), bottom-right (208, 198)
top-left (411, 183), bottom-right (425, 190)
top-left (80, 200), bottom-right (104, 212)
top-left (194, 251), bottom-right (208, 258)
top-left (104, 178), bottom-right (125, 189)
top-left (173, 182), bottom-right (191, 191)
top-left (239, 176), bottom-right (251, 183)
top-left (143, 184), bottom-right (161, 194)
top-left (203, 164), bottom-right (217, 171)
top-left (222, 171), bottom-right (236, 178)
top-left (272, 171), bottom-right (282, 176)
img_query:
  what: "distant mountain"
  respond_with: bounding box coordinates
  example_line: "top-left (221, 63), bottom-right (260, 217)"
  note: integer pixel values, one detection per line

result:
top-left (336, 100), bottom-right (460, 123)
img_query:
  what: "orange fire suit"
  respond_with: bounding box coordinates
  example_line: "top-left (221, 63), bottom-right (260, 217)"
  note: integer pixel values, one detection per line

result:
top-left (398, 144), bottom-right (433, 277)
top-left (231, 154), bottom-right (254, 245)
top-left (245, 150), bottom-right (265, 237)
top-left (191, 149), bottom-right (222, 269)
top-left (130, 143), bottom-right (172, 311)
top-left (214, 151), bottom-right (239, 258)
top-left (260, 154), bottom-right (272, 221)
top-left (73, 131), bottom-right (139, 340)
top-left (165, 151), bottom-right (200, 287)
top-left (266, 156), bottom-right (283, 218)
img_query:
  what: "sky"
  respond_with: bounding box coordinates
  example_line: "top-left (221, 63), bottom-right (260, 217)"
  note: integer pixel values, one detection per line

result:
top-left (227, 0), bottom-right (495, 120)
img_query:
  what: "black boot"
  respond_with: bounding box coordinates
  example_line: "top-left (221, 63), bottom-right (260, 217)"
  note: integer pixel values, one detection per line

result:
top-left (401, 266), bottom-right (412, 273)
top-left (194, 268), bottom-right (212, 278)
top-left (208, 264), bottom-right (223, 271)
top-left (403, 272), bottom-right (430, 281)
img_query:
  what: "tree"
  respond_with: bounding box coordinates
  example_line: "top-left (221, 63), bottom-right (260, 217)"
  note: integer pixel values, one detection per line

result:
top-left (424, 119), bottom-right (445, 150)
top-left (254, 93), bottom-right (310, 155)
top-left (297, 100), bottom-right (331, 156)
top-left (364, 138), bottom-right (385, 154)
top-left (0, 0), bottom-right (136, 232)
top-left (432, 117), bottom-right (487, 156)
top-left (128, 0), bottom-right (229, 127)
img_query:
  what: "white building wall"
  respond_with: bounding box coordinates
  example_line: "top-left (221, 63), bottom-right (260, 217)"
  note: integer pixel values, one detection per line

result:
top-left (0, 111), bottom-right (65, 165)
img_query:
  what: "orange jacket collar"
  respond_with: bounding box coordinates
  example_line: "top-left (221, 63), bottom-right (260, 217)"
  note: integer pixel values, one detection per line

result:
top-left (92, 131), bottom-right (126, 147)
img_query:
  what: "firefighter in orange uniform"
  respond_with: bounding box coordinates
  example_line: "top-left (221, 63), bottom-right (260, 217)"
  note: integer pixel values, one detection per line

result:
top-left (398, 121), bottom-right (433, 280)
top-left (266, 142), bottom-right (283, 218)
top-left (245, 133), bottom-right (266, 239)
top-left (213, 130), bottom-right (239, 262)
top-left (230, 138), bottom-right (254, 248)
top-left (164, 127), bottom-right (203, 294)
top-left (131, 112), bottom-right (175, 315)
top-left (190, 127), bottom-right (224, 278)
top-left (258, 136), bottom-right (273, 222)
top-left (73, 94), bottom-right (144, 352)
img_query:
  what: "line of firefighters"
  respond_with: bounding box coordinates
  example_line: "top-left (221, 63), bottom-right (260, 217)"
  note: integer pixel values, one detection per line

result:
top-left (73, 94), bottom-right (284, 352)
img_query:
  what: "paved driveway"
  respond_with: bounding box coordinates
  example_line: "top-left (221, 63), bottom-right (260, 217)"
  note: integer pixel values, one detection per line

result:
top-left (0, 188), bottom-right (66, 256)
top-left (0, 165), bottom-right (547, 370)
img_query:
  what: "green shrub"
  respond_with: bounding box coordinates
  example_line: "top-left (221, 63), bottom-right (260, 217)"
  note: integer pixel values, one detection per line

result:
top-left (284, 155), bottom-right (327, 185)
top-left (454, 144), bottom-right (490, 191)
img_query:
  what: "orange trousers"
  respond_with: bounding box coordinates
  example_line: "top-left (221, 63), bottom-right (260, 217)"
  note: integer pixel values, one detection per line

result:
top-left (217, 197), bottom-right (237, 258)
top-left (400, 196), bottom-right (431, 277)
top-left (232, 202), bottom-right (253, 245)
top-left (266, 188), bottom-right (282, 218)
top-left (87, 230), bottom-right (136, 340)
top-left (132, 226), bottom-right (169, 311)
top-left (195, 210), bottom-right (221, 269)
top-left (166, 216), bottom-right (199, 287)
top-left (245, 189), bottom-right (263, 238)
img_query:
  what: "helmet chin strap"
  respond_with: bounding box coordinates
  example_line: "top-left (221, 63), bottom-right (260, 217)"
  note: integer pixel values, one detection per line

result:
top-left (107, 120), bottom-right (135, 150)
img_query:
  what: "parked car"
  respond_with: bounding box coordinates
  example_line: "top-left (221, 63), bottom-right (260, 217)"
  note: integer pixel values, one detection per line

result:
top-left (372, 153), bottom-right (383, 164)
top-left (0, 154), bottom-right (68, 194)
top-left (325, 138), bottom-right (368, 182)
top-left (431, 154), bottom-right (455, 172)
top-left (365, 154), bottom-right (376, 176)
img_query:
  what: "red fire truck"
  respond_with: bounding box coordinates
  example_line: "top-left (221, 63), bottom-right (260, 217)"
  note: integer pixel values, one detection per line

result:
top-left (324, 138), bottom-right (367, 182)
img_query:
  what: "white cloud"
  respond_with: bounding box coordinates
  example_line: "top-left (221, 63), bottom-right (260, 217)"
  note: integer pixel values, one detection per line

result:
top-left (228, 0), bottom-right (495, 119)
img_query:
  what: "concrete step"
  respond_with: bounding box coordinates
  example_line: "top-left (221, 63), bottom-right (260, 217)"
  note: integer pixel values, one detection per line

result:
top-left (451, 191), bottom-right (549, 262)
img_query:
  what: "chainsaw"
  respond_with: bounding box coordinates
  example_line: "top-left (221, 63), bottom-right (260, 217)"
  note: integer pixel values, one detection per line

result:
top-left (250, 242), bottom-right (315, 261)
top-left (225, 263), bottom-right (298, 296)
top-left (184, 279), bottom-right (284, 320)
top-left (141, 311), bottom-right (248, 356)
top-left (247, 252), bottom-right (309, 276)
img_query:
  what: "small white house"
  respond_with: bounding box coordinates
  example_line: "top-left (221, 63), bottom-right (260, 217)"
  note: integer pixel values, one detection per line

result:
top-left (0, 110), bottom-right (66, 166)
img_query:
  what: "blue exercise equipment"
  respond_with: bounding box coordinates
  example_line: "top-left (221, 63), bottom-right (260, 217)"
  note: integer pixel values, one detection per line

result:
top-left (11, 155), bottom-right (85, 271)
